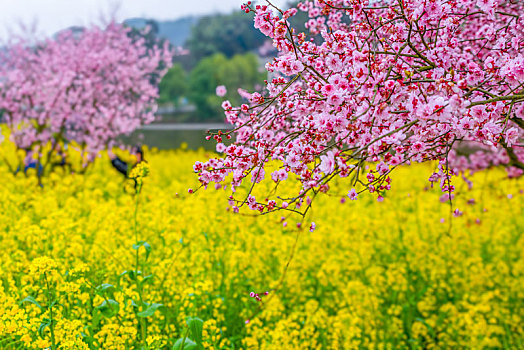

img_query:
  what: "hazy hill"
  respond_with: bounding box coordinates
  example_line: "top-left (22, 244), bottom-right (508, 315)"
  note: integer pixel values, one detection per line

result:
top-left (124, 16), bottom-right (198, 47)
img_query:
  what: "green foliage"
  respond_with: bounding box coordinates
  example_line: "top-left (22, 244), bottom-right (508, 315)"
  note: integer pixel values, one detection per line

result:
top-left (95, 299), bottom-right (119, 318)
top-left (158, 64), bottom-right (187, 106)
top-left (185, 12), bottom-right (266, 63)
top-left (157, 54), bottom-right (264, 121)
top-left (95, 283), bottom-right (115, 295)
top-left (187, 317), bottom-right (204, 347)
top-left (188, 53), bottom-right (265, 120)
top-left (173, 317), bottom-right (204, 350)
top-left (172, 338), bottom-right (197, 350)
top-left (20, 295), bottom-right (43, 311)
top-left (133, 241), bottom-right (152, 261)
top-left (136, 303), bottom-right (163, 318)
top-left (154, 11), bottom-right (270, 121)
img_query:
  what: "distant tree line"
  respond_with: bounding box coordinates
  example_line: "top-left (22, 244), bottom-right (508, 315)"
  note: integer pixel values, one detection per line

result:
top-left (155, 12), bottom-right (269, 121)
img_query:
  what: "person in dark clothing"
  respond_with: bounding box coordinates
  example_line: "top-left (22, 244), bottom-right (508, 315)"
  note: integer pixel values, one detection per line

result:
top-left (108, 146), bottom-right (145, 190)
top-left (111, 156), bottom-right (130, 176)
top-left (14, 147), bottom-right (44, 177)
top-left (109, 146), bottom-right (144, 174)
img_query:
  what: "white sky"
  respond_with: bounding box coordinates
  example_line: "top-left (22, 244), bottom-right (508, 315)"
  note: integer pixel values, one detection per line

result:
top-left (0, 0), bottom-right (287, 40)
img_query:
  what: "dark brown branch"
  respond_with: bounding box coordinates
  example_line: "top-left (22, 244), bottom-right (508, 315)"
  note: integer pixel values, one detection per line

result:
top-left (501, 141), bottom-right (524, 170)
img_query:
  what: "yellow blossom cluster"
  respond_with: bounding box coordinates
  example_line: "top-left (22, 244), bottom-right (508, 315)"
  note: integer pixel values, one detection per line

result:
top-left (0, 142), bottom-right (522, 349)
top-left (129, 162), bottom-right (150, 190)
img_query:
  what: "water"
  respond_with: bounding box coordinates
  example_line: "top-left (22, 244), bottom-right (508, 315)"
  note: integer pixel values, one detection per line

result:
top-left (123, 123), bottom-right (234, 150)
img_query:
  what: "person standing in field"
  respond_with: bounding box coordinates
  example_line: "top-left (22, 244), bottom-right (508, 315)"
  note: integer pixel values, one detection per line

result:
top-left (108, 146), bottom-right (144, 175)
top-left (108, 146), bottom-right (146, 190)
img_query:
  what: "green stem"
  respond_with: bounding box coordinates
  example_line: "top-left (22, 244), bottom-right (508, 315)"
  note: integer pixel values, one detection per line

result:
top-left (44, 273), bottom-right (56, 350)
top-left (134, 184), bottom-right (147, 345)
top-left (179, 327), bottom-right (190, 350)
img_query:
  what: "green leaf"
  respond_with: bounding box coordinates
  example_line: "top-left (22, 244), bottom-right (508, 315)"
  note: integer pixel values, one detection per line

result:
top-left (92, 308), bottom-right (103, 327)
top-left (95, 299), bottom-right (119, 318)
top-left (172, 338), bottom-right (197, 350)
top-left (132, 241), bottom-right (144, 250)
top-left (186, 317), bottom-right (204, 346)
top-left (141, 274), bottom-right (155, 286)
top-left (20, 296), bottom-right (42, 310)
top-left (120, 270), bottom-right (141, 281)
top-left (38, 319), bottom-right (51, 338)
top-left (133, 241), bottom-right (152, 260)
top-left (49, 300), bottom-right (60, 309)
top-left (137, 303), bottom-right (163, 318)
top-left (143, 242), bottom-right (152, 260)
top-left (96, 283), bottom-right (115, 295)
top-left (81, 325), bottom-right (96, 347)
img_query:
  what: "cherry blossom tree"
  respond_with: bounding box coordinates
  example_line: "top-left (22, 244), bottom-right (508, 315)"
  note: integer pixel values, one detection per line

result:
top-left (0, 22), bottom-right (172, 173)
top-left (195, 0), bottom-right (524, 216)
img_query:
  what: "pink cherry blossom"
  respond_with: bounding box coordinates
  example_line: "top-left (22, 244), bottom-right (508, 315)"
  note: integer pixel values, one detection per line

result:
top-left (195, 0), bottom-right (524, 214)
top-left (216, 85), bottom-right (227, 97)
top-left (319, 150), bottom-right (336, 175)
top-left (0, 21), bottom-right (172, 170)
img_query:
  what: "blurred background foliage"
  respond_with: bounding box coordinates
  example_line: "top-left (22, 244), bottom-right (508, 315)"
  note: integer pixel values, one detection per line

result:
top-left (126, 7), bottom-right (276, 122)
top-left (185, 12), bottom-right (267, 63)
top-left (188, 53), bottom-right (265, 120)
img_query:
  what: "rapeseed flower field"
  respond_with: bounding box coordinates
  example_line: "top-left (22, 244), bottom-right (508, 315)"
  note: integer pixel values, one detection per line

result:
top-left (0, 144), bottom-right (522, 349)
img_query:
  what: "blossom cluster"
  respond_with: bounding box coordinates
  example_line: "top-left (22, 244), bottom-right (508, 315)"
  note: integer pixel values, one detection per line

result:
top-left (196, 0), bottom-right (524, 213)
top-left (0, 142), bottom-right (522, 348)
top-left (0, 22), bottom-right (172, 165)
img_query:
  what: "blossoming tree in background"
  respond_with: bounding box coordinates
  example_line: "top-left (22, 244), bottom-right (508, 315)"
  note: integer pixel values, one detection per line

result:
top-left (195, 0), bottom-right (524, 217)
top-left (0, 22), bottom-right (172, 173)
